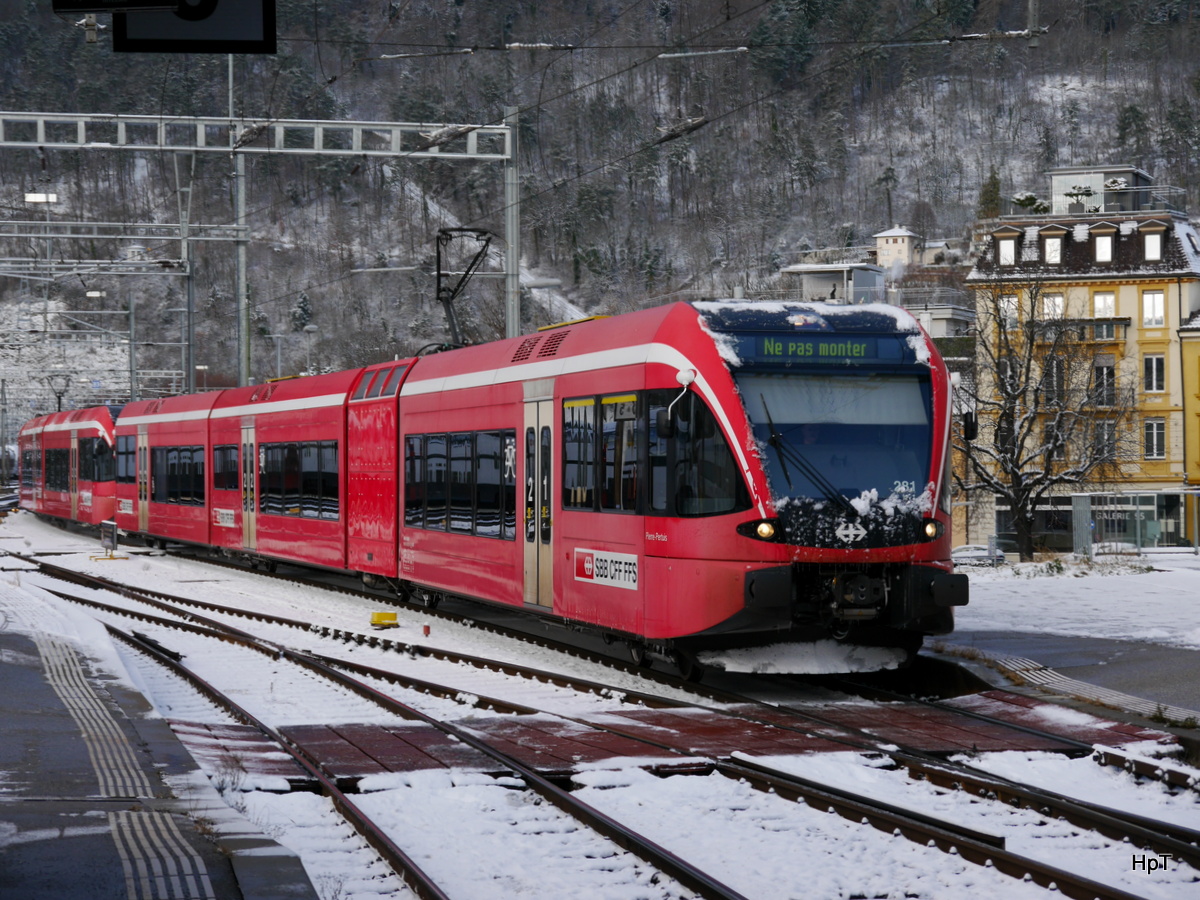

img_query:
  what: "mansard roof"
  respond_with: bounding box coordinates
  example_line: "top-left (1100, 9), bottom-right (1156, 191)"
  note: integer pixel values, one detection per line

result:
top-left (968, 211), bottom-right (1200, 282)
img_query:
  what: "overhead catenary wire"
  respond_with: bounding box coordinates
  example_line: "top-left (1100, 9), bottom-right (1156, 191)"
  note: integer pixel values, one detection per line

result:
top-left (23, 3), bottom-right (1038, 338)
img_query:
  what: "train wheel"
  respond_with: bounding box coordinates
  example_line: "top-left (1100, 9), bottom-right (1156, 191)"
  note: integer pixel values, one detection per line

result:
top-left (628, 643), bottom-right (651, 668)
top-left (673, 650), bottom-right (704, 683)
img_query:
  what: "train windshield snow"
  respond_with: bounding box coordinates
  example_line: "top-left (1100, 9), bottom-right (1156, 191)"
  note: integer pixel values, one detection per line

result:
top-left (736, 371), bottom-right (933, 538)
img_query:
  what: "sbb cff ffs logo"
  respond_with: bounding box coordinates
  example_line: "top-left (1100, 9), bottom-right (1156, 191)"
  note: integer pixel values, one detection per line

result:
top-left (573, 548), bottom-right (639, 591)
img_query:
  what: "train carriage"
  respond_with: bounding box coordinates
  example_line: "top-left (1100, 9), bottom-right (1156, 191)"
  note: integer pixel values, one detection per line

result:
top-left (17, 406), bottom-right (119, 526)
top-left (395, 301), bottom-right (966, 667)
top-left (205, 369), bottom-right (364, 570)
top-left (113, 393), bottom-right (220, 546)
top-left (18, 299), bottom-right (967, 674)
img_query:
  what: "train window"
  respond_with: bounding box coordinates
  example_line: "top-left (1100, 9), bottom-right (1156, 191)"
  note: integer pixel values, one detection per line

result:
top-left (648, 390), bottom-right (748, 517)
top-left (401, 430), bottom-right (516, 539)
top-left (150, 445), bottom-right (205, 505)
top-left (78, 438), bottom-right (114, 483)
top-left (300, 444), bottom-right (321, 516)
top-left (381, 365), bottom-right (405, 397)
top-left (404, 436), bottom-right (425, 526)
top-left (525, 428), bottom-right (536, 542)
top-left (449, 433), bottom-right (474, 534)
top-left (425, 434), bottom-right (448, 530)
top-left (78, 441), bottom-right (94, 482)
top-left (540, 426), bottom-right (552, 544)
top-left (151, 448), bottom-right (167, 502)
top-left (116, 435), bottom-right (136, 484)
top-left (181, 448), bottom-right (195, 504)
top-left (213, 445), bottom-right (239, 491)
top-left (735, 372), bottom-right (932, 510)
top-left (600, 394), bottom-right (640, 512)
top-left (45, 448), bottom-right (69, 492)
top-left (260, 445), bottom-right (284, 514)
top-left (283, 445), bottom-right (302, 514)
top-left (167, 448), bottom-right (181, 502)
top-left (502, 432), bottom-right (517, 540)
top-left (256, 441), bottom-right (337, 519)
top-left (21, 450), bottom-right (36, 487)
top-left (562, 398), bottom-right (595, 509)
top-left (367, 369), bottom-right (396, 400)
top-left (192, 448), bottom-right (205, 505)
top-left (319, 442), bottom-right (339, 519)
top-left (475, 432), bottom-right (502, 538)
top-left (352, 371), bottom-right (379, 400)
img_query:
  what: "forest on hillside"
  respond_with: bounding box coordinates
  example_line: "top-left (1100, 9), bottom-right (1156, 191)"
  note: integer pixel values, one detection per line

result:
top-left (1, 0), bottom-right (1199, 392)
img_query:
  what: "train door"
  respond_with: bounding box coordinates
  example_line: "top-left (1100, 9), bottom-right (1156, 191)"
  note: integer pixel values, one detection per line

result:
top-left (523, 397), bottom-right (555, 607)
top-left (136, 429), bottom-right (150, 533)
top-left (69, 432), bottom-right (79, 519)
top-left (241, 423), bottom-right (257, 550)
top-left (31, 435), bottom-right (42, 505)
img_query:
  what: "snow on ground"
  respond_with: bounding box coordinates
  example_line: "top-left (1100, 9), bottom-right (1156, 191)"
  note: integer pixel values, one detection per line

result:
top-left (752, 751), bottom-right (1199, 899)
top-left (955, 550), bottom-right (1200, 650)
top-left (6, 513), bottom-right (1200, 898)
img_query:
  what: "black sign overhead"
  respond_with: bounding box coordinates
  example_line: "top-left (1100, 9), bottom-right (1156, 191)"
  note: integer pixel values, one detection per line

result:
top-left (52, 0), bottom-right (180, 11)
top-left (112, 0), bottom-right (276, 54)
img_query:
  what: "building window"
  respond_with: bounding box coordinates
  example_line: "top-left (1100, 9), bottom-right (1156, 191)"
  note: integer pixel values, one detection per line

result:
top-left (1042, 421), bottom-right (1066, 460)
top-left (1144, 418), bottom-right (1166, 460)
top-left (1093, 362), bottom-right (1115, 407)
top-left (1094, 420), bottom-right (1118, 461)
top-left (1143, 289), bottom-right (1165, 327)
top-left (1094, 234), bottom-right (1113, 263)
top-left (1042, 293), bottom-right (1064, 318)
top-left (1041, 358), bottom-right (1065, 405)
top-left (1044, 236), bottom-right (1062, 264)
top-left (1144, 355), bottom-right (1165, 393)
top-left (998, 238), bottom-right (1016, 266)
top-left (998, 294), bottom-right (1018, 327)
top-left (1092, 291), bottom-right (1115, 339)
top-left (1145, 232), bottom-right (1163, 262)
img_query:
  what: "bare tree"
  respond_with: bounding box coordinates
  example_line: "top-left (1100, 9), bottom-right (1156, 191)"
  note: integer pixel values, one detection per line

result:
top-left (956, 277), bottom-right (1138, 561)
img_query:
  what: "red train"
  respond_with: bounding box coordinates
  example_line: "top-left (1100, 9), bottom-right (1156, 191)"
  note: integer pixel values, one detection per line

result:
top-left (18, 301), bottom-right (967, 675)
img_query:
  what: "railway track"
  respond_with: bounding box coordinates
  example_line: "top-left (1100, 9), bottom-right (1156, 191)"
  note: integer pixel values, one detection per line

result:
top-left (19, 552), bottom-right (1200, 899)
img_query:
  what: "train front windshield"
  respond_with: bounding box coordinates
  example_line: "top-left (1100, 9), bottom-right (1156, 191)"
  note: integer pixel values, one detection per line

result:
top-left (735, 371), bottom-right (933, 514)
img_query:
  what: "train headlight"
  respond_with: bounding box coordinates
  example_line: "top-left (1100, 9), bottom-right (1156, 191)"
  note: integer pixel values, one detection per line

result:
top-left (923, 520), bottom-right (943, 540)
top-left (737, 518), bottom-right (785, 542)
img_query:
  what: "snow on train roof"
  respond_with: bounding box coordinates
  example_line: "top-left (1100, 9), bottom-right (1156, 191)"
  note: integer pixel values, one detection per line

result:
top-left (692, 300), bottom-right (922, 334)
top-left (692, 301), bottom-right (930, 368)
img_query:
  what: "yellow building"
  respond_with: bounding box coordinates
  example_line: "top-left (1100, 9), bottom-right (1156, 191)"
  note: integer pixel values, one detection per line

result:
top-left (965, 165), bottom-right (1200, 551)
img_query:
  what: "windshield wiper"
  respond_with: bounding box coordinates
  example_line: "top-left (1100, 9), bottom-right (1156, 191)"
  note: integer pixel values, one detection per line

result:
top-left (760, 394), bottom-right (794, 491)
top-left (759, 395), bottom-right (858, 519)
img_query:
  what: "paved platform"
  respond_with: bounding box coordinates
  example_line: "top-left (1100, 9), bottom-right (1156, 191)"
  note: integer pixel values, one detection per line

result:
top-left (0, 616), bottom-right (319, 900)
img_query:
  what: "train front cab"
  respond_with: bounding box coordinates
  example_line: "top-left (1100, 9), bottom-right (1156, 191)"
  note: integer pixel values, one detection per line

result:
top-left (684, 301), bottom-right (969, 651)
top-left (18, 407), bottom-right (118, 526)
